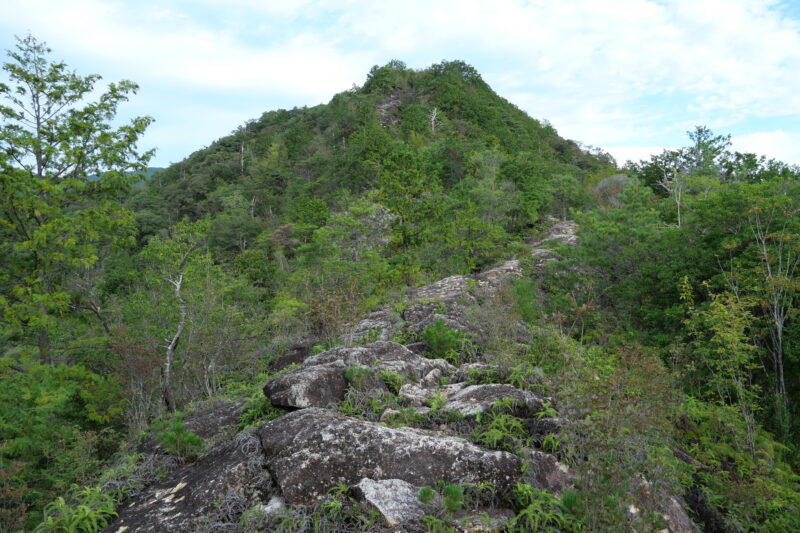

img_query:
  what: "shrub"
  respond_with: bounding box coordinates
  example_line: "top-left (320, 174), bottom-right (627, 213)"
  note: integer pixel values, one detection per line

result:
top-left (238, 394), bottom-right (285, 429)
top-left (418, 486), bottom-right (436, 504)
top-left (422, 319), bottom-right (472, 364)
top-left (378, 370), bottom-right (404, 394)
top-left (442, 484), bottom-right (464, 514)
top-left (152, 414), bottom-right (205, 460)
top-left (344, 366), bottom-right (372, 388)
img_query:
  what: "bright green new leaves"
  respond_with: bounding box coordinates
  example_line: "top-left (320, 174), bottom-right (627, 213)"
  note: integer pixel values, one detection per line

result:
top-left (0, 35), bottom-right (152, 355)
top-left (679, 280), bottom-right (760, 455)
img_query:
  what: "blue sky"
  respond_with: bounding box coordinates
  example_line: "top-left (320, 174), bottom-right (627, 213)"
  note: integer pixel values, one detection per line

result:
top-left (2, 0), bottom-right (799, 167)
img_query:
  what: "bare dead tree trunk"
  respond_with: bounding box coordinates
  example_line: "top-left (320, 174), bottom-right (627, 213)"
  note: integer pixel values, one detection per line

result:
top-left (162, 273), bottom-right (186, 412)
top-left (658, 172), bottom-right (684, 227)
top-left (430, 107), bottom-right (439, 133)
top-left (749, 205), bottom-right (800, 414)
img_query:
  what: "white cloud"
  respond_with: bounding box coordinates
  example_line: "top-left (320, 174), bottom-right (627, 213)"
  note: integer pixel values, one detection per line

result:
top-left (603, 146), bottom-right (670, 166)
top-left (2, 0), bottom-right (799, 165)
top-left (732, 130), bottom-right (800, 165)
top-left (1, 0), bottom-right (370, 100)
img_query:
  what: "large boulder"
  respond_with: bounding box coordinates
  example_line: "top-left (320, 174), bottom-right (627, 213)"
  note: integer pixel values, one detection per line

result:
top-left (523, 449), bottom-right (575, 494)
top-left (183, 399), bottom-right (245, 442)
top-left (264, 342), bottom-right (454, 409)
top-left (256, 408), bottom-right (523, 504)
top-left (444, 384), bottom-right (548, 417)
top-left (264, 360), bottom-right (348, 409)
top-left (106, 433), bottom-right (269, 533)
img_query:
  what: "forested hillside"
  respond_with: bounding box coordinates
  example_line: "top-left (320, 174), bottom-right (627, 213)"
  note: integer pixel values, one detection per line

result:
top-left (1, 37), bottom-right (799, 532)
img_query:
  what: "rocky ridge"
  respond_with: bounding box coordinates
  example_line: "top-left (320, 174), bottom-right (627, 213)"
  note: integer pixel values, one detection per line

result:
top-left (105, 220), bottom-right (693, 532)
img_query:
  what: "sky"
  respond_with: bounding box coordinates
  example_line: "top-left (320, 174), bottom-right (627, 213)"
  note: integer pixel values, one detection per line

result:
top-left (2, 0), bottom-right (800, 168)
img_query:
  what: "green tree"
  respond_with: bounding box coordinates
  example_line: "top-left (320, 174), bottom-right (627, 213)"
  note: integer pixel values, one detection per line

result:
top-left (138, 218), bottom-right (210, 412)
top-left (0, 35), bottom-right (153, 361)
top-left (744, 186), bottom-right (800, 420)
top-left (378, 145), bottom-right (442, 248)
top-left (679, 279), bottom-right (760, 455)
top-left (631, 126), bottom-right (731, 226)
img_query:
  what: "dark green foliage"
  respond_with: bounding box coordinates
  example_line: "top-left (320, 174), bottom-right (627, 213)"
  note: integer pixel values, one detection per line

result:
top-left (421, 319), bottom-right (472, 364)
top-left (0, 35), bottom-right (151, 361)
top-left (418, 486), bottom-right (436, 505)
top-left (0, 359), bottom-right (126, 528)
top-left (545, 127), bottom-right (800, 529)
top-left (473, 400), bottom-right (531, 453)
top-left (676, 398), bottom-right (800, 532)
top-left (30, 453), bottom-right (152, 533)
top-left (378, 370), bottom-right (404, 394)
top-left (441, 484), bottom-right (464, 514)
top-left (151, 413), bottom-right (204, 460)
top-left (33, 486), bottom-right (117, 533)
top-left (238, 395), bottom-right (285, 430)
top-left (343, 365), bottom-right (372, 387)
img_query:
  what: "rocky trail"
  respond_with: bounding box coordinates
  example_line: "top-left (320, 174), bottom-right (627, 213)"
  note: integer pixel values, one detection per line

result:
top-left (104, 220), bottom-right (693, 532)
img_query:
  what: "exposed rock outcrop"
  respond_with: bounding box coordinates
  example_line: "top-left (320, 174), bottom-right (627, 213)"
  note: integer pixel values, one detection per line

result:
top-left (528, 218), bottom-right (579, 248)
top-left (523, 449), bottom-right (575, 494)
top-left (264, 341), bottom-right (453, 409)
top-left (354, 478), bottom-right (425, 526)
top-left (107, 433), bottom-right (269, 533)
top-left (256, 407), bottom-right (523, 504)
top-left (443, 384), bottom-right (548, 416)
top-left (334, 218), bottom-right (580, 357)
top-left (138, 399), bottom-right (244, 455)
top-left (264, 360), bottom-right (349, 409)
top-left (107, 218), bottom-right (697, 533)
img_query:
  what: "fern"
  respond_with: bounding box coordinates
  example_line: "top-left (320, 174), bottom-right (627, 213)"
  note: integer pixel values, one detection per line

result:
top-left (34, 487), bottom-right (117, 533)
top-left (508, 484), bottom-right (583, 532)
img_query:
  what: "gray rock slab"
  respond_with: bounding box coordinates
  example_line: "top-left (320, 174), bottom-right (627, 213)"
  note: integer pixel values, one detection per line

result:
top-left (257, 408), bottom-right (523, 504)
top-left (306, 341), bottom-right (453, 378)
top-left (264, 342), bottom-right (454, 409)
top-left (444, 384), bottom-right (548, 416)
top-left (523, 449), bottom-right (575, 494)
top-left (106, 434), bottom-right (269, 533)
top-left (355, 478), bottom-right (425, 526)
top-left (263, 360), bottom-right (347, 408)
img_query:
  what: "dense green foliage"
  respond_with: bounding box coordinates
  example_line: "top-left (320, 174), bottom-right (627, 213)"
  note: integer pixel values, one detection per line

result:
top-left (536, 127), bottom-right (800, 530)
top-left (2, 36), bottom-right (800, 532)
